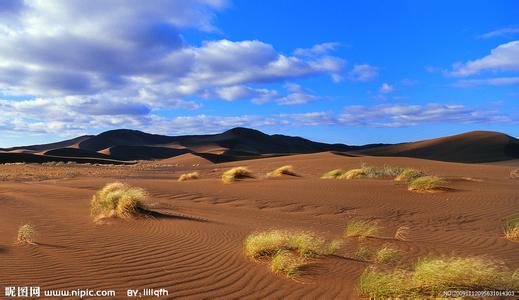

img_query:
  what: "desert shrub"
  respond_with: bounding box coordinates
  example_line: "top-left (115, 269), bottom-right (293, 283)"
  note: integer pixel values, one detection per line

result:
top-left (408, 176), bottom-right (445, 191)
top-left (267, 165), bottom-right (296, 177)
top-left (90, 182), bottom-right (148, 220)
top-left (222, 167), bottom-right (251, 183)
top-left (321, 169), bottom-right (346, 179)
top-left (16, 224), bottom-right (36, 245)
top-left (344, 220), bottom-right (381, 238)
top-left (358, 256), bottom-right (518, 298)
top-left (270, 250), bottom-right (307, 277)
top-left (244, 230), bottom-right (340, 259)
top-left (178, 171), bottom-right (199, 181)
top-left (338, 169), bottom-right (365, 179)
top-left (395, 168), bottom-right (425, 182)
top-left (353, 245), bottom-right (371, 261)
top-left (510, 169), bottom-right (519, 179)
top-left (504, 214), bottom-right (519, 241)
top-left (394, 226), bottom-right (411, 241)
top-left (375, 246), bottom-right (399, 264)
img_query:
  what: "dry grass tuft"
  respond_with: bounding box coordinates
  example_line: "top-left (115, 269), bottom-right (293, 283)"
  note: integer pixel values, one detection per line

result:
top-left (267, 165), bottom-right (297, 177)
top-left (178, 171), bottom-right (199, 181)
top-left (408, 176), bottom-right (445, 192)
top-left (344, 220), bottom-right (381, 238)
top-left (375, 245), bottom-right (399, 264)
top-left (394, 226), bottom-right (411, 241)
top-left (338, 168), bottom-right (365, 179)
top-left (395, 168), bottom-right (425, 182)
top-left (222, 167), bottom-right (251, 183)
top-left (321, 169), bottom-right (346, 179)
top-left (358, 256), bottom-right (518, 298)
top-left (504, 214), bottom-right (519, 241)
top-left (270, 250), bottom-right (307, 277)
top-left (90, 182), bottom-right (148, 220)
top-left (16, 224), bottom-right (36, 245)
top-left (353, 245), bottom-right (371, 261)
top-left (510, 169), bottom-right (519, 179)
top-left (244, 229), bottom-right (340, 259)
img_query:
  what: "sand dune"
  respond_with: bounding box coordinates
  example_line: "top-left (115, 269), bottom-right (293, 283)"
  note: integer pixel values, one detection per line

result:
top-left (0, 152), bottom-right (517, 298)
top-left (355, 130), bottom-right (519, 163)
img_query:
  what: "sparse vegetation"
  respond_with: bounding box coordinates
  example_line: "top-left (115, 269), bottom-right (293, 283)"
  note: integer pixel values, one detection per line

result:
top-left (338, 163), bottom-right (405, 180)
top-left (339, 168), bottom-right (365, 179)
top-left (375, 245), bottom-right (399, 264)
top-left (222, 167), bottom-right (251, 183)
top-left (504, 214), bottom-right (519, 241)
top-left (394, 226), bottom-right (411, 241)
top-left (90, 182), bottom-right (148, 220)
top-left (321, 169), bottom-right (346, 179)
top-left (358, 256), bottom-right (518, 298)
top-left (16, 224), bottom-right (36, 245)
top-left (244, 229), bottom-right (341, 277)
top-left (408, 175), bottom-right (445, 192)
top-left (270, 250), bottom-right (306, 277)
top-left (178, 171), bottom-right (199, 181)
top-left (267, 165), bottom-right (297, 177)
top-left (353, 245), bottom-right (371, 261)
top-left (395, 168), bottom-right (425, 182)
top-left (344, 220), bottom-right (381, 238)
top-left (244, 229), bottom-right (341, 259)
top-left (510, 169), bottom-right (519, 179)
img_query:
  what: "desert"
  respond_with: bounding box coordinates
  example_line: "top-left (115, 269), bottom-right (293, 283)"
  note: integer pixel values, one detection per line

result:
top-left (0, 128), bottom-right (518, 298)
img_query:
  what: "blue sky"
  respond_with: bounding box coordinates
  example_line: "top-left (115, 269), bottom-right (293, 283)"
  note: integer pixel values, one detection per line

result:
top-left (0, 0), bottom-right (518, 147)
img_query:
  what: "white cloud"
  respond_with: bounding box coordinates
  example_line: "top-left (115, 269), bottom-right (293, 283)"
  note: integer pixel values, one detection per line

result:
top-left (349, 64), bottom-right (378, 81)
top-left (454, 77), bottom-right (519, 87)
top-left (478, 26), bottom-right (519, 39)
top-left (379, 83), bottom-right (395, 94)
top-left (294, 42), bottom-right (340, 56)
top-left (450, 40), bottom-right (519, 77)
top-left (275, 83), bottom-right (320, 105)
top-left (338, 103), bottom-right (512, 127)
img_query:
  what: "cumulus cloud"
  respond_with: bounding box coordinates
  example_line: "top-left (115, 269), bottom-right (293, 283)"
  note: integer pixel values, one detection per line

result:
top-left (349, 64), bottom-right (378, 81)
top-left (276, 83), bottom-right (320, 105)
top-left (294, 42), bottom-right (340, 56)
top-left (379, 83), bottom-right (395, 94)
top-left (449, 40), bottom-right (519, 76)
top-left (0, 1), bottom-right (346, 118)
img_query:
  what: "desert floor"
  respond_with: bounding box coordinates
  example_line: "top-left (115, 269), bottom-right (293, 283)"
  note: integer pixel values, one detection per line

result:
top-left (0, 152), bottom-right (518, 299)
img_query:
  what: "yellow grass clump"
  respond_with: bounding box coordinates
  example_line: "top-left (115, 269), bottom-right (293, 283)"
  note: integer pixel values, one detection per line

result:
top-left (338, 168), bottom-right (365, 179)
top-left (178, 171), bottom-right (199, 181)
top-left (321, 169), bottom-right (346, 179)
top-left (358, 256), bottom-right (518, 298)
top-left (270, 250), bottom-right (307, 277)
top-left (375, 246), bottom-right (399, 264)
top-left (408, 176), bottom-right (445, 192)
top-left (266, 165), bottom-right (297, 177)
top-left (344, 220), bottom-right (381, 238)
top-left (244, 229), bottom-right (341, 259)
top-left (90, 182), bottom-right (148, 220)
top-left (16, 224), bottom-right (36, 245)
top-left (222, 167), bottom-right (251, 183)
top-left (395, 168), bottom-right (424, 182)
top-left (353, 245), bottom-right (371, 261)
top-left (504, 214), bottom-right (519, 241)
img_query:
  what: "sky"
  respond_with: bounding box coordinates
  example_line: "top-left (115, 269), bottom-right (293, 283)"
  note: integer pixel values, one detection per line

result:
top-left (0, 0), bottom-right (518, 147)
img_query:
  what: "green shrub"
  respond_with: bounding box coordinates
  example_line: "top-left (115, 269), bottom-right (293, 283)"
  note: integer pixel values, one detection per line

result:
top-left (353, 245), bottom-right (371, 260)
top-left (375, 246), bottom-right (399, 264)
